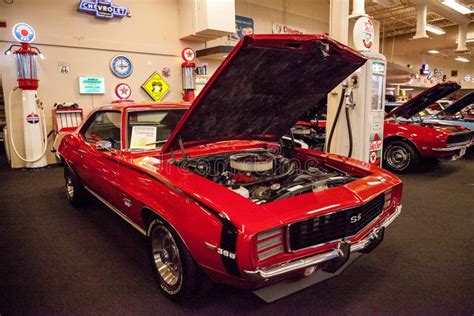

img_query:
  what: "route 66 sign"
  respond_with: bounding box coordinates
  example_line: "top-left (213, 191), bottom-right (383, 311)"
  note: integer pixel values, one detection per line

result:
top-left (58, 63), bottom-right (71, 75)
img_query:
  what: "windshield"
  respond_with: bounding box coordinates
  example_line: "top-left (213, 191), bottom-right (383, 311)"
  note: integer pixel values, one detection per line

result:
top-left (127, 109), bottom-right (187, 150)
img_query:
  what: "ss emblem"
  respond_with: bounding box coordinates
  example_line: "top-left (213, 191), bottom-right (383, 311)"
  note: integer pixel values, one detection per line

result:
top-left (350, 213), bottom-right (362, 224)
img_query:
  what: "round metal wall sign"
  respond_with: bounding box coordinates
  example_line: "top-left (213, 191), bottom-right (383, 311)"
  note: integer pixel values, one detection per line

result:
top-left (111, 55), bottom-right (133, 78)
top-left (12, 22), bottom-right (36, 43)
top-left (353, 17), bottom-right (374, 52)
top-left (182, 48), bottom-right (195, 62)
top-left (115, 83), bottom-right (132, 99)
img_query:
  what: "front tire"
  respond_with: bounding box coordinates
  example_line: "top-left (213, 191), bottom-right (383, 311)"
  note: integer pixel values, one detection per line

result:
top-left (383, 140), bottom-right (420, 173)
top-left (147, 219), bottom-right (203, 301)
top-left (64, 167), bottom-right (89, 206)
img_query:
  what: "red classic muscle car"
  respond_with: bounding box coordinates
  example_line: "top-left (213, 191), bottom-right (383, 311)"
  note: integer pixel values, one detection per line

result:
top-left (383, 82), bottom-right (472, 172)
top-left (57, 35), bottom-right (403, 301)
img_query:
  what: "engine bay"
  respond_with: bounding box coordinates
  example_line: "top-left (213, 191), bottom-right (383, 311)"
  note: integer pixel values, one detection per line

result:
top-left (175, 149), bottom-right (356, 204)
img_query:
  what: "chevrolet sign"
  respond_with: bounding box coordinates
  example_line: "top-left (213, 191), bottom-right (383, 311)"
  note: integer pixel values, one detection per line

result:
top-left (78, 0), bottom-right (131, 19)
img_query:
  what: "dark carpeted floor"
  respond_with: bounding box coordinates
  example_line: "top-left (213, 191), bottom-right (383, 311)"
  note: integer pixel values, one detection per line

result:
top-left (0, 149), bottom-right (473, 315)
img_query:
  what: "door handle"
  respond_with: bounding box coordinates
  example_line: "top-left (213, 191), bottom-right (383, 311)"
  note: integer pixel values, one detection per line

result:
top-left (77, 149), bottom-right (86, 154)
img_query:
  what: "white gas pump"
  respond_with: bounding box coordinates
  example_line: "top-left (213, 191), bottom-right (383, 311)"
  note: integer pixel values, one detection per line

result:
top-left (5, 23), bottom-right (48, 168)
top-left (326, 17), bottom-right (386, 167)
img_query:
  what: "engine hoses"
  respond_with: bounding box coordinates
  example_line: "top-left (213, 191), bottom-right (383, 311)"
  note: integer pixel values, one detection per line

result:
top-left (326, 87), bottom-right (346, 153)
top-left (7, 87), bottom-right (49, 163)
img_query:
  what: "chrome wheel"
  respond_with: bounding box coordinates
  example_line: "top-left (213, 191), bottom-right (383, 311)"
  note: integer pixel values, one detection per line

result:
top-left (65, 175), bottom-right (74, 200)
top-left (151, 225), bottom-right (182, 287)
top-left (386, 145), bottom-right (410, 170)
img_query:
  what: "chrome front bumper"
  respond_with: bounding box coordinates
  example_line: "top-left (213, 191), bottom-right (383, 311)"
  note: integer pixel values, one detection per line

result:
top-left (244, 205), bottom-right (402, 282)
top-left (432, 140), bottom-right (472, 151)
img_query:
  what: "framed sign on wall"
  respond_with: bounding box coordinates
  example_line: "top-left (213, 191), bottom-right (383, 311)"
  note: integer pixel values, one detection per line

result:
top-left (79, 76), bottom-right (105, 94)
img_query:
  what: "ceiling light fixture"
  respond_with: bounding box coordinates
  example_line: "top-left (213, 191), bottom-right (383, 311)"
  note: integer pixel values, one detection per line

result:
top-left (455, 56), bottom-right (470, 62)
top-left (426, 24), bottom-right (446, 35)
top-left (427, 50), bottom-right (440, 54)
top-left (441, 0), bottom-right (472, 14)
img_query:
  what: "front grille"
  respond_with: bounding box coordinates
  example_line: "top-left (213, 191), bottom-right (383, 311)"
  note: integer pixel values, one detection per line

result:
top-left (288, 194), bottom-right (385, 251)
top-left (447, 132), bottom-right (472, 145)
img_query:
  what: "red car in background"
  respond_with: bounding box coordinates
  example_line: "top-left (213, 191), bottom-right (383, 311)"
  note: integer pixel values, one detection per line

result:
top-left (57, 35), bottom-right (402, 301)
top-left (291, 82), bottom-right (472, 173)
top-left (383, 82), bottom-right (472, 172)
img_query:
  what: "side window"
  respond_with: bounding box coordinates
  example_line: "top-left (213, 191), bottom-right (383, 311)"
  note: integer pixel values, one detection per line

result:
top-left (83, 111), bottom-right (122, 149)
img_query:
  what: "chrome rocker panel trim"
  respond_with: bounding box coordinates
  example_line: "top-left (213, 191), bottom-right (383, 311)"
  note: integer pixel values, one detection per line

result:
top-left (432, 140), bottom-right (472, 151)
top-left (244, 205), bottom-right (402, 281)
top-left (84, 186), bottom-right (147, 236)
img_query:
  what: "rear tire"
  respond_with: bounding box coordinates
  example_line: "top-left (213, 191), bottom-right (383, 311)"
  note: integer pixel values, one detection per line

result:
top-left (383, 140), bottom-right (420, 173)
top-left (64, 167), bottom-right (89, 206)
top-left (147, 218), bottom-right (207, 301)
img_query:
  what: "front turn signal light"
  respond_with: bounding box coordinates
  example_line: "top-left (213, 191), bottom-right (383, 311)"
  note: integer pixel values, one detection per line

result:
top-left (256, 228), bottom-right (284, 261)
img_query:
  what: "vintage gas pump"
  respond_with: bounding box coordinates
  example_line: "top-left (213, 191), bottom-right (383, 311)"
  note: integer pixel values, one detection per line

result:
top-left (5, 23), bottom-right (48, 168)
top-left (181, 47), bottom-right (196, 102)
top-left (326, 17), bottom-right (386, 167)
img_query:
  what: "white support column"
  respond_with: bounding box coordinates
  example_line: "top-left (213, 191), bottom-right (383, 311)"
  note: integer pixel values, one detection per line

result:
top-left (350, 0), bottom-right (367, 18)
top-left (326, 0), bottom-right (349, 153)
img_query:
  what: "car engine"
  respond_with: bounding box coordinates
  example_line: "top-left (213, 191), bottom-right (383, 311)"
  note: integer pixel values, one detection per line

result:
top-left (176, 150), bottom-right (355, 204)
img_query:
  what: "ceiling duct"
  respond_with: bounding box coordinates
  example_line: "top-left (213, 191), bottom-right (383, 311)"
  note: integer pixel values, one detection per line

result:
top-left (413, 3), bottom-right (429, 39)
top-left (456, 23), bottom-right (468, 52)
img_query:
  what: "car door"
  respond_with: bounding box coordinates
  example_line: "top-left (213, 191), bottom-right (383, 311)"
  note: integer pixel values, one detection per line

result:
top-left (76, 110), bottom-right (123, 209)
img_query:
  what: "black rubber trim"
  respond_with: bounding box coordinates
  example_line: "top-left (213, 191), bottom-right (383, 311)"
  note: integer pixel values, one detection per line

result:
top-left (219, 222), bottom-right (241, 277)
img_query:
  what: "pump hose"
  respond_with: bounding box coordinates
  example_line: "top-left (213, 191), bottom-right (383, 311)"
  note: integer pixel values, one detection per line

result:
top-left (326, 87), bottom-right (346, 153)
top-left (345, 106), bottom-right (353, 158)
top-left (7, 87), bottom-right (49, 163)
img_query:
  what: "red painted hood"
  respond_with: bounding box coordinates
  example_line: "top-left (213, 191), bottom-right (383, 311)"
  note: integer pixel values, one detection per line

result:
top-left (162, 34), bottom-right (367, 153)
top-left (385, 82), bottom-right (460, 119)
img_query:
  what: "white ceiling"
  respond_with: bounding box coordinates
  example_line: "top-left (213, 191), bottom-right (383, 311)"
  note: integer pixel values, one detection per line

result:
top-left (366, 0), bottom-right (474, 38)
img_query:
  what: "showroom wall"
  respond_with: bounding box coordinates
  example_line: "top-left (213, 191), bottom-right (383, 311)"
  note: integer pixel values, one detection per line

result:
top-left (0, 0), bottom-right (195, 167)
top-left (0, 0), bottom-right (331, 168)
top-left (382, 24), bottom-right (474, 90)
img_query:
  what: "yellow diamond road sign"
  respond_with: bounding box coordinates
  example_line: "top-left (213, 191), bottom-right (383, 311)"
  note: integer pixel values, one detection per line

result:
top-left (142, 72), bottom-right (170, 101)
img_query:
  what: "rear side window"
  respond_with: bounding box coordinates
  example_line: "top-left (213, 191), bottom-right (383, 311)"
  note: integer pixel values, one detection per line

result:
top-left (83, 111), bottom-right (122, 149)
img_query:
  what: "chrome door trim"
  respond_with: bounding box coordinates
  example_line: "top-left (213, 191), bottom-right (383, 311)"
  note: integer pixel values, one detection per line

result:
top-left (84, 186), bottom-right (146, 236)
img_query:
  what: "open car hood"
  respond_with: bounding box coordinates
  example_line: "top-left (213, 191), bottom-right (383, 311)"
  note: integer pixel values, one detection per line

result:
top-left (162, 35), bottom-right (366, 153)
top-left (439, 91), bottom-right (474, 116)
top-left (385, 82), bottom-right (460, 119)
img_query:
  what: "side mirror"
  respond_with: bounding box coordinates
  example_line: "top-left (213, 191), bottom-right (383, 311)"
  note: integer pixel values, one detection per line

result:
top-left (96, 140), bottom-right (113, 151)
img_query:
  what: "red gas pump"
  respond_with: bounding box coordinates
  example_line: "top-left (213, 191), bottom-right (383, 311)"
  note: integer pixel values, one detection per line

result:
top-left (181, 47), bottom-right (196, 102)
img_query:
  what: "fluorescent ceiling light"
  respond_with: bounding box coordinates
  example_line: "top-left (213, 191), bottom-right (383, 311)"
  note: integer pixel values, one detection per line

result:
top-left (441, 0), bottom-right (472, 14)
top-left (402, 88), bottom-right (414, 91)
top-left (427, 50), bottom-right (440, 54)
top-left (426, 24), bottom-right (446, 35)
top-left (455, 56), bottom-right (470, 62)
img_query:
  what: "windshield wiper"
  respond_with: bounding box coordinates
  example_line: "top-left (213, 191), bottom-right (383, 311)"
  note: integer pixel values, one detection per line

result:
top-left (145, 140), bottom-right (167, 146)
